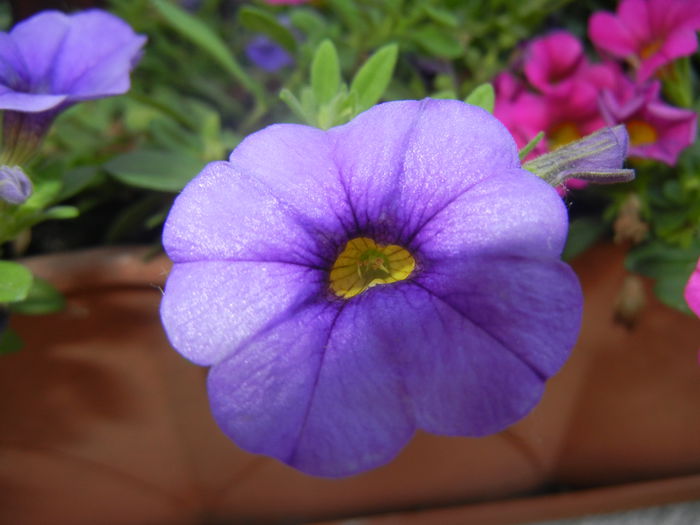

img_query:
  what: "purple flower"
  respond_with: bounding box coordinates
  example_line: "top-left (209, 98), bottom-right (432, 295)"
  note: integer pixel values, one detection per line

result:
top-left (589, 0), bottom-right (700, 81)
top-left (0, 165), bottom-right (32, 205)
top-left (0, 9), bottom-right (146, 163)
top-left (160, 99), bottom-right (583, 477)
top-left (245, 35), bottom-right (293, 72)
top-left (599, 69), bottom-right (697, 165)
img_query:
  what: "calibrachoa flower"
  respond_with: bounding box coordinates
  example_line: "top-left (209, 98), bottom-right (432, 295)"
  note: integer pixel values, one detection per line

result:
top-left (687, 259), bottom-right (700, 317)
top-left (246, 35), bottom-right (294, 72)
top-left (0, 165), bottom-right (32, 205)
top-left (160, 99), bottom-right (584, 477)
top-left (0, 9), bottom-right (146, 164)
top-left (685, 258), bottom-right (700, 364)
top-left (589, 0), bottom-right (700, 81)
top-left (524, 30), bottom-right (610, 102)
top-left (493, 72), bottom-right (548, 156)
top-left (599, 69), bottom-right (697, 165)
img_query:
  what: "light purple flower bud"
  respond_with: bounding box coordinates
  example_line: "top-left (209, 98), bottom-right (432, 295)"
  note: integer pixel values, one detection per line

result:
top-left (524, 125), bottom-right (635, 187)
top-left (0, 166), bottom-right (32, 205)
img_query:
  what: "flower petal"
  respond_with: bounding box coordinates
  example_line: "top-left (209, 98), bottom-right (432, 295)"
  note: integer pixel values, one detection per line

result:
top-left (163, 161), bottom-right (330, 266)
top-left (412, 169), bottom-right (568, 260)
top-left (46, 10), bottom-right (145, 98)
top-left (406, 255), bottom-right (582, 435)
top-left (637, 28), bottom-right (698, 82)
top-left (0, 33), bottom-right (29, 89)
top-left (161, 260), bottom-right (323, 365)
top-left (589, 12), bottom-right (638, 57)
top-left (228, 123), bottom-right (353, 253)
top-left (524, 31), bottom-right (584, 95)
top-left (617, 0), bottom-right (652, 43)
top-left (7, 11), bottom-right (69, 90)
top-left (328, 99), bottom-right (520, 242)
top-left (0, 88), bottom-right (65, 112)
top-left (685, 259), bottom-right (700, 317)
top-left (208, 297), bottom-right (415, 477)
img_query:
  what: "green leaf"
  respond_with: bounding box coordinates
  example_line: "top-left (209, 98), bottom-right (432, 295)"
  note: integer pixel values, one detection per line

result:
top-left (311, 40), bottom-right (342, 106)
top-left (422, 5), bottom-right (459, 27)
top-left (0, 327), bottom-right (22, 355)
top-left (151, 0), bottom-right (263, 100)
top-left (562, 217), bottom-right (607, 261)
top-left (350, 43), bottom-right (398, 113)
top-left (328, 0), bottom-right (363, 33)
top-left (40, 206), bottom-right (80, 221)
top-left (0, 261), bottom-right (33, 303)
top-left (412, 26), bottom-right (462, 58)
top-left (518, 131), bottom-right (545, 161)
top-left (625, 239), bottom-right (700, 313)
top-left (58, 166), bottom-right (101, 201)
top-left (279, 88), bottom-right (312, 124)
top-left (105, 149), bottom-right (205, 192)
top-left (238, 6), bottom-right (297, 52)
top-left (290, 9), bottom-right (326, 38)
top-left (464, 83), bottom-right (495, 113)
top-left (10, 278), bottom-right (65, 315)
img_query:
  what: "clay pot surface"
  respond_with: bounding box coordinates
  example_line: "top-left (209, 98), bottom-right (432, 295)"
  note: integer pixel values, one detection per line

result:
top-left (0, 244), bottom-right (699, 524)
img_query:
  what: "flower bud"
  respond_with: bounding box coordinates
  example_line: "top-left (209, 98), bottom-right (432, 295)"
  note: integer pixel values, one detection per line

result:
top-left (0, 166), bottom-right (32, 205)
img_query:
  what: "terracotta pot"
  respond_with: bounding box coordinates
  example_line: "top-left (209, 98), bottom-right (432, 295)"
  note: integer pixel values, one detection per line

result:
top-left (1, 243), bottom-right (699, 524)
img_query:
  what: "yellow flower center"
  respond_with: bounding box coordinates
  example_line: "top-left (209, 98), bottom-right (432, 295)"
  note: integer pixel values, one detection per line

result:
top-left (329, 237), bottom-right (415, 299)
top-left (640, 39), bottom-right (662, 60)
top-left (626, 119), bottom-right (658, 146)
top-left (548, 122), bottom-right (582, 149)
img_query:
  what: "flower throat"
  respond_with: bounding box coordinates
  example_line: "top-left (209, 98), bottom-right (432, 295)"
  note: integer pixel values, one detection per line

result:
top-left (330, 237), bottom-right (415, 299)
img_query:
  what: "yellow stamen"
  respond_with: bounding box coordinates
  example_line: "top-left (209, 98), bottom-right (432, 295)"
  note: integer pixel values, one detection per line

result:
top-left (548, 122), bottom-right (582, 150)
top-left (329, 237), bottom-right (415, 299)
top-left (640, 39), bottom-right (662, 60)
top-left (626, 119), bottom-right (658, 146)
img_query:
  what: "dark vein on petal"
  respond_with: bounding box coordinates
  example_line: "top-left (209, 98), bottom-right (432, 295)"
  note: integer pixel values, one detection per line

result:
top-left (405, 174), bottom-right (497, 249)
top-left (287, 302), bottom-right (348, 465)
top-left (408, 281), bottom-right (547, 382)
top-left (174, 258), bottom-right (328, 271)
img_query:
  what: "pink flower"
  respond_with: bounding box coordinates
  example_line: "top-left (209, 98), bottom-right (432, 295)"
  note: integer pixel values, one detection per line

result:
top-left (493, 73), bottom-right (548, 157)
top-left (589, 0), bottom-right (700, 81)
top-left (599, 67), bottom-right (697, 165)
top-left (516, 32), bottom-right (617, 152)
top-left (687, 259), bottom-right (700, 317)
top-left (524, 31), bottom-right (588, 97)
top-left (685, 258), bottom-right (700, 365)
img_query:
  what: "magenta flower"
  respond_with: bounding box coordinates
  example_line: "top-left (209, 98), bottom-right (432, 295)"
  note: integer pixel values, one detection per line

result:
top-left (494, 72), bottom-right (548, 157)
top-left (685, 258), bottom-right (700, 364)
top-left (160, 99), bottom-right (583, 477)
top-left (687, 259), bottom-right (700, 317)
top-left (0, 9), bottom-right (146, 163)
top-left (524, 31), bottom-right (588, 98)
top-left (599, 68), bottom-right (697, 165)
top-left (589, 0), bottom-right (700, 81)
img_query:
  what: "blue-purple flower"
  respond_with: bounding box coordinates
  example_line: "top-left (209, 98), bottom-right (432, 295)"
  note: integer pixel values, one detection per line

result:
top-left (160, 99), bottom-right (583, 477)
top-left (246, 35), bottom-right (294, 72)
top-left (0, 9), bottom-right (146, 163)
